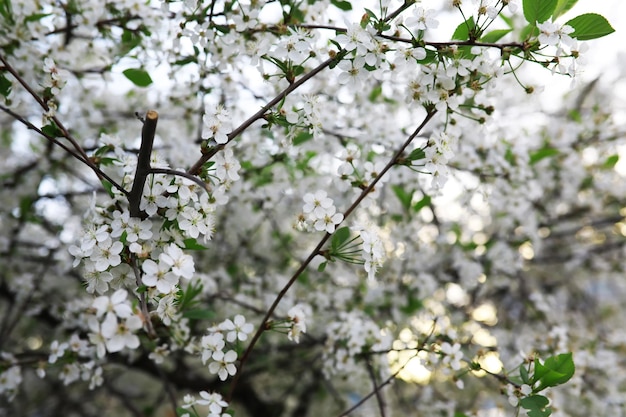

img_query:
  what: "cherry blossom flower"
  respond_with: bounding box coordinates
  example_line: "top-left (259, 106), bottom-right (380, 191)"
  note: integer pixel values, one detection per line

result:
top-left (100, 313), bottom-right (143, 353)
top-left (208, 350), bottom-right (238, 381)
top-left (287, 305), bottom-right (308, 343)
top-left (219, 314), bottom-right (254, 342)
top-left (406, 7), bottom-right (439, 31)
top-left (142, 258), bottom-right (179, 294)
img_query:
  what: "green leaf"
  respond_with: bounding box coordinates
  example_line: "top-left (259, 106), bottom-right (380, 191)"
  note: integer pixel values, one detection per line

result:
top-left (122, 68), bottom-right (153, 87)
top-left (408, 147), bottom-right (426, 161)
top-left (42, 123), bottom-right (63, 138)
top-left (0, 0), bottom-right (13, 23)
top-left (101, 179), bottom-right (114, 198)
top-left (293, 130), bottom-right (313, 146)
top-left (318, 261), bottom-right (327, 272)
top-left (602, 154), bottom-right (619, 169)
top-left (533, 353), bottom-right (575, 392)
top-left (24, 13), bottom-right (51, 22)
top-left (529, 147), bottom-right (559, 165)
top-left (452, 16), bottom-right (476, 41)
top-left (183, 238), bottom-right (208, 250)
top-left (552, 0), bottom-right (578, 19)
top-left (566, 13), bottom-right (615, 40)
top-left (523, 0), bottom-right (558, 24)
top-left (331, 226), bottom-right (351, 250)
top-left (369, 84), bottom-right (382, 102)
top-left (480, 29), bottom-right (512, 43)
top-left (182, 309), bottom-right (215, 320)
top-left (520, 395), bottom-right (551, 417)
top-left (391, 185), bottom-right (413, 211)
top-left (520, 364), bottom-right (530, 384)
top-left (412, 194), bottom-right (431, 213)
top-left (331, 0), bottom-right (352, 11)
top-left (0, 73), bottom-right (11, 97)
top-left (120, 29), bottom-right (142, 55)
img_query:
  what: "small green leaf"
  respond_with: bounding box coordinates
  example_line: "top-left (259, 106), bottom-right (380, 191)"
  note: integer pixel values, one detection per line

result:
top-left (331, 0), bottom-right (352, 11)
top-left (408, 147), bottom-right (426, 161)
top-left (293, 130), bottom-right (313, 146)
top-left (602, 154), bottom-right (619, 169)
top-left (101, 179), bottom-right (114, 198)
top-left (412, 194), bottom-right (431, 213)
top-left (533, 353), bottom-right (575, 392)
top-left (0, 0), bottom-right (14, 23)
top-left (391, 185), bottom-right (413, 212)
top-left (331, 226), bottom-right (351, 250)
top-left (318, 261), bottom-right (327, 272)
top-left (42, 123), bottom-right (63, 138)
top-left (369, 84), bottom-right (382, 102)
top-left (523, 0), bottom-right (558, 25)
top-left (0, 73), bottom-right (12, 97)
top-left (452, 16), bottom-right (476, 41)
top-left (183, 309), bottom-right (215, 320)
top-left (520, 364), bottom-right (530, 384)
top-left (25, 13), bottom-right (51, 22)
top-left (520, 395), bottom-right (552, 417)
top-left (480, 29), bottom-right (512, 43)
top-left (552, 0), bottom-right (578, 19)
top-left (122, 68), bottom-right (153, 87)
top-left (529, 147), bottom-right (559, 165)
top-left (566, 13), bottom-right (615, 40)
top-left (183, 238), bottom-right (208, 250)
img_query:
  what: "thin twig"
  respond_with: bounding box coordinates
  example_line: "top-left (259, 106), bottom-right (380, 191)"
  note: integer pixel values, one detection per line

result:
top-left (227, 109), bottom-right (437, 402)
top-left (129, 254), bottom-right (156, 339)
top-left (0, 103), bottom-right (128, 195)
top-left (366, 358), bottom-right (387, 417)
top-left (187, 56), bottom-right (336, 175)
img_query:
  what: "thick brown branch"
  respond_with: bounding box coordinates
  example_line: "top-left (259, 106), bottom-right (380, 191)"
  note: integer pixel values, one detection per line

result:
top-left (128, 110), bottom-right (158, 218)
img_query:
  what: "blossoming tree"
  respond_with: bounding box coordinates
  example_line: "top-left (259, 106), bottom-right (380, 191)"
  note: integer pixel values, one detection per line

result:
top-left (0, 0), bottom-right (620, 416)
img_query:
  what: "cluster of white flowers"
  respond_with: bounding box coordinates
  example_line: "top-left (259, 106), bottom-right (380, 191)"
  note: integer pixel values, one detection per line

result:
top-left (424, 131), bottom-right (457, 189)
top-left (357, 225), bottom-right (386, 281)
top-left (41, 57), bottom-right (69, 122)
top-left (87, 289), bottom-right (143, 358)
top-left (198, 315), bottom-right (254, 381)
top-left (202, 105), bottom-right (232, 145)
top-left (0, 354), bottom-right (21, 401)
top-left (273, 28), bottom-right (315, 63)
top-left (536, 20), bottom-right (587, 77)
top-left (42, 57), bottom-right (69, 96)
top-left (299, 190), bottom-right (344, 233)
top-left (286, 304), bottom-right (309, 343)
top-left (322, 311), bottom-right (390, 378)
top-left (182, 390), bottom-right (229, 417)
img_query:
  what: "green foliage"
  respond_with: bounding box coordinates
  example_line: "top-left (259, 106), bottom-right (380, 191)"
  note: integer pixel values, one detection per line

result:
top-left (183, 238), bottom-right (209, 250)
top-left (523, 0), bottom-right (558, 24)
top-left (330, 226), bottom-right (351, 251)
top-left (391, 185), bottom-right (413, 212)
top-left (532, 352), bottom-right (575, 392)
top-left (42, 123), bottom-right (63, 138)
top-left (567, 13), bottom-right (615, 40)
top-left (0, 73), bottom-right (11, 97)
top-left (122, 68), bottom-right (153, 87)
top-left (520, 395), bottom-right (552, 417)
top-left (552, 0), bottom-right (578, 19)
top-left (452, 16), bottom-right (477, 41)
top-left (412, 194), bottom-right (431, 213)
top-left (325, 226), bottom-right (362, 266)
top-left (529, 147), bottom-right (559, 165)
top-left (481, 29), bottom-right (512, 43)
top-left (602, 154), bottom-right (619, 169)
top-left (331, 0), bottom-right (352, 11)
top-left (0, 0), bottom-right (13, 23)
